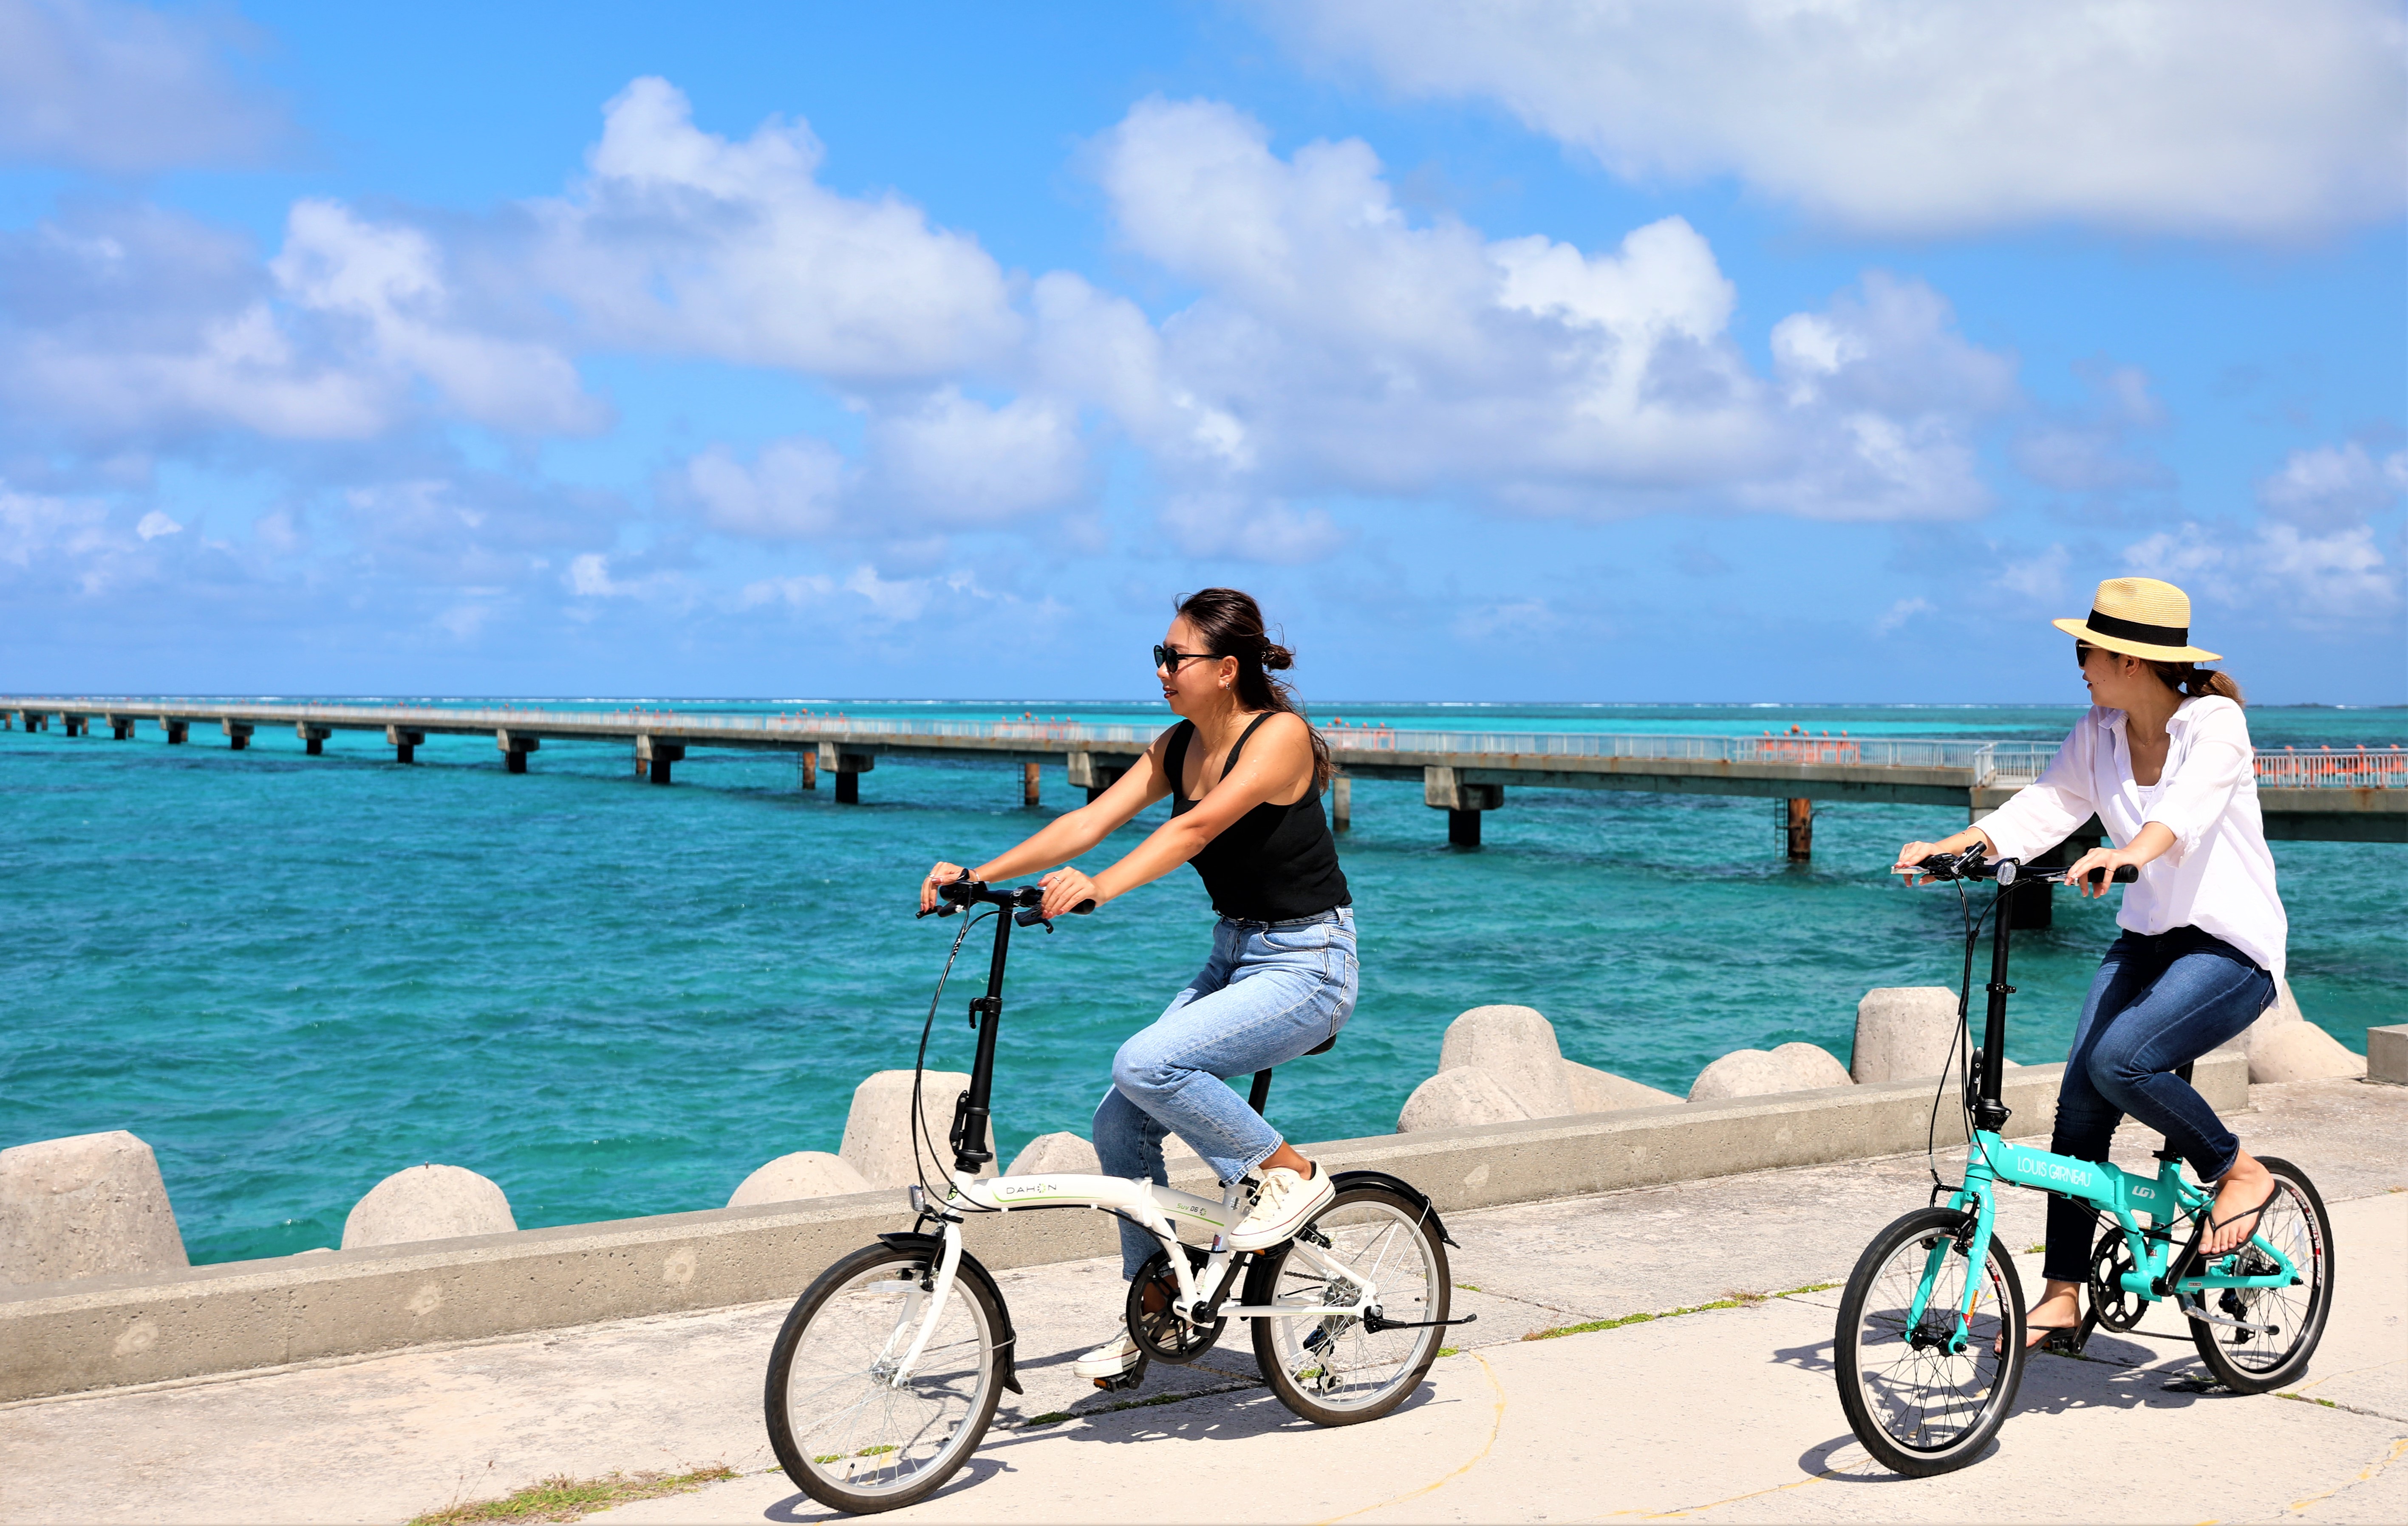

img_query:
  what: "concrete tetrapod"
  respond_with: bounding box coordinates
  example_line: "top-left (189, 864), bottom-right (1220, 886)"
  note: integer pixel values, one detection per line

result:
top-left (1848, 986), bottom-right (1963, 1083)
top-left (1688, 1041), bottom-right (1853, 1102)
top-left (2233, 975), bottom-right (2366, 1083)
top-left (1399, 1004), bottom-right (1675, 1130)
top-left (726, 1153), bottom-right (873, 1208)
top-left (342, 1165), bottom-right (516, 1250)
top-left (0, 1131), bottom-right (189, 1286)
top-left (838, 1071), bottom-right (996, 1189)
top-left (1002, 1131), bottom-right (1101, 1177)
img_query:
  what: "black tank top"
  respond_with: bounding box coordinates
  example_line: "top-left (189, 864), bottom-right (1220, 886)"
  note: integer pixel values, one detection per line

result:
top-left (1166, 715), bottom-right (1351, 922)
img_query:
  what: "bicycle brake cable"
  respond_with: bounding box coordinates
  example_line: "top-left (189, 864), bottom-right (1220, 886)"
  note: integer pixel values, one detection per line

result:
top-left (909, 906), bottom-right (1002, 1214)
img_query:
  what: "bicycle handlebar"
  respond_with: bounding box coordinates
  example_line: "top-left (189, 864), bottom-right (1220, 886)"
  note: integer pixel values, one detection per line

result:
top-left (917, 876), bottom-right (1095, 924)
top-left (1908, 849), bottom-right (2137, 887)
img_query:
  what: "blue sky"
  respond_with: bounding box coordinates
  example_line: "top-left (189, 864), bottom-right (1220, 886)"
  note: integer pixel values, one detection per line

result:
top-left (1, 0), bottom-right (2401, 705)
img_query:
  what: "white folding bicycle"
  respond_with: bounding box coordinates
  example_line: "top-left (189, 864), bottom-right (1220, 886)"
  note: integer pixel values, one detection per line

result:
top-left (763, 878), bottom-right (1468, 1514)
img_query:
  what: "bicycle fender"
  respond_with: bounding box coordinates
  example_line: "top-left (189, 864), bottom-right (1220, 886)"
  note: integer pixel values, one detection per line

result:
top-left (1330, 1170), bottom-right (1458, 1249)
top-left (875, 1232), bottom-right (1023, 1394)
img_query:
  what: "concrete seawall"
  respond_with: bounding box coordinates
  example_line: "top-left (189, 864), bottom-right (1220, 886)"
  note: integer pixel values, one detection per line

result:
top-left (0, 1054), bottom-right (2246, 1404)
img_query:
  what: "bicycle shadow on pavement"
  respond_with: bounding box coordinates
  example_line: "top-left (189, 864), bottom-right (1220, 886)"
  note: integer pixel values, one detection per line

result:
top-left (757, 1453), bottom-right (1016, 1522)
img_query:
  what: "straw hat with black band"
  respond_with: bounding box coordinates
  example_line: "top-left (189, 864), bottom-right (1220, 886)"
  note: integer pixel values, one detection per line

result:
top-left (2052, 577), bottom-right (2220, 663)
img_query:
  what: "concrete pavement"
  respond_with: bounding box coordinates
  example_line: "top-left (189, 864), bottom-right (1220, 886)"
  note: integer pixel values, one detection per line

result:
top-left (3, 1077), bottom-right (2402, 1524)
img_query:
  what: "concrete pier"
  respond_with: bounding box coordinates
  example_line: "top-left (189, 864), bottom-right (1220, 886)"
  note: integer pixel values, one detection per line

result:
top-left (102, 714), bottom-right (136, 740)
top-left (818, 742), bottom-right (872, 803)
top-left (495, 729), bottom-right (538, 774)
top-left (1022, 760), bottom-right (1041, 806)
top-left (295, 723), bottom-right (330, 756)
top-left (5, 698), bottom-right (2401, 849)
top-left (637, 734), bottom-right (684, 785)
top-left (221, 720), bottom-right (252, 751)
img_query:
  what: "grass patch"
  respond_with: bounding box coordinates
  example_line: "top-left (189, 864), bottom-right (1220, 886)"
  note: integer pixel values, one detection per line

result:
top-left (1438, 1346), bottom-right (1460, 1357)
top-left (1455, 1283), bottom-right (1481, 1292)
top-left (410, 1467), bottom-right (736, 1526)
top-left (2026, 1243), bottom-right (2047, 1255)
top-left (2279, 1391), bottom-right (2338, 1409)
top-left (1522, 1281), bottom-right (1839, 1342)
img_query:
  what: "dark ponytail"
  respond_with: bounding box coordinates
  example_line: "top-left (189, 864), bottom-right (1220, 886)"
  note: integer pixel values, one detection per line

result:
top-left (2147, 661), bottom-right (2245, 706)
top-left (1174, 587), bottom-right (1332, 788)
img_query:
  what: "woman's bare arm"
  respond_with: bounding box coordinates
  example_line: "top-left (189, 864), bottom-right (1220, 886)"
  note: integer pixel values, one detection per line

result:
top-left (1037, 713), bottom-right (1315, 917)
top-left (920, 735), bottom-right (1175, 911)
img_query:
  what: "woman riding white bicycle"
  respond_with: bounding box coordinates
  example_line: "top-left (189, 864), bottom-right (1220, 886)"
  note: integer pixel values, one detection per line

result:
top-left (1894, 576), bottom-right (2287, 1351)
top-left (919, 587), bottom-right (1355, 1386)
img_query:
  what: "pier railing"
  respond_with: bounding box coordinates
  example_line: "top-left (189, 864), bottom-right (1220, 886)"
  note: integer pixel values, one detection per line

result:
top-left (8, 698), bottom-right (2403, 788)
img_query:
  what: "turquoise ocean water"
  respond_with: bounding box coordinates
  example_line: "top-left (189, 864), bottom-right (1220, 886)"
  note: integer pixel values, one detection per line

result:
top-left (4, 699), bottom-right (2401, 1266)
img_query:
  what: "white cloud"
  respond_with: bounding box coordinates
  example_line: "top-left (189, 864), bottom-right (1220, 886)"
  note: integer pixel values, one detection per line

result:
top-left (2256, 442), bottom-right (2407, 534)
top-left (2123, 519), bottom-right (2399, 623)
top-left (520, 77), bottom-right (1020, 380)
top-left (1086, 98), bottom-right (2015, 529)
top-left (0, 0), bottom-right (287, 172)
top-left (272, 201), bottom-right (603, 435)
top-left (1265, 0), bottom-right (2407, 238)
top-left (1158, 492), bottom-right (1348, 564)
top-left (860, 389), bottom-right (1086, 528)
top-left (682, 437), bottom-right (846, 540)
top-left (134, 509), bottom-right (179, 540)
top-left (1999, 543), bottom-right (2071, 602)
top-left (1875, 596), bottom-right (1933, 636)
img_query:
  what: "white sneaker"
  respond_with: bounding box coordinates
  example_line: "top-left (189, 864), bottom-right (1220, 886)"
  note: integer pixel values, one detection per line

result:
top-left (1228, 1163), bottom-right (1336, 1251)
top-left (1072, 1332), bottom-right (1142, 1381)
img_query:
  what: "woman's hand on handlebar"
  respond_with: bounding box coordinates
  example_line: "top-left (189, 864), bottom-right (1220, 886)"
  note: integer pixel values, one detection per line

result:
top-left (920, 861), bottom-right (968, 915)
top-left (1893, 840), bottom-right (1952, 885)
top-left (2063, 843), bottom-right (2145, 898)
top-left (1038, 866), bottom-right (1100, 921)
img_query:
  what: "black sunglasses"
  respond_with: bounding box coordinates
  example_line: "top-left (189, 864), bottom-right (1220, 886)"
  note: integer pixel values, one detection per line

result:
top-left (1153, 644), bottom-right (1218, 672)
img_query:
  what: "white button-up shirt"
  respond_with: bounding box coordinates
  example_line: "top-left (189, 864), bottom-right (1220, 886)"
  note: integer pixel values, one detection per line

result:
top-left (1975, 697), bottom-right (2286, 977)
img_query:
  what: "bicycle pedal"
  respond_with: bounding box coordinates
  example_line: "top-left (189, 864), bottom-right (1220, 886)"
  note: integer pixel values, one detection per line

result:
top-left (1094, 1368), bottom-right (1145, 1393)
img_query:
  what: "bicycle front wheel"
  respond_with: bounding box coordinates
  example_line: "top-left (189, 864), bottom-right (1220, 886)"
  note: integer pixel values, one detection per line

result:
top-left (1246, 1181), bottom-right (1449, 1426)
top-left (764, 1243), bottom-right (1005, 1515)
top-left (1835, 1207), bottom-right (2026, 1477)
top-left (2184, 1155), bottom-right (2334, 1394)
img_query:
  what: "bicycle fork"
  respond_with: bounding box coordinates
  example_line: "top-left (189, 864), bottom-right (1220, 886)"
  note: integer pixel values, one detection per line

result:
top-left (1905, 1177), bottom-right (2002, 1358)
top-left (879, 1223), bottom-right (967, 1389)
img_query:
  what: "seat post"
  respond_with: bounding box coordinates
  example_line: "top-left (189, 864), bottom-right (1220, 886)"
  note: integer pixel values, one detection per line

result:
top-left (1248, 1068), bottom-right (1274, 1115)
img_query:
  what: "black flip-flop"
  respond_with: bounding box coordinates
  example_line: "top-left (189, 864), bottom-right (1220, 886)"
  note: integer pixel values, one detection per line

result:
top-left (2198, 1180), bottom-right (2283, 1260)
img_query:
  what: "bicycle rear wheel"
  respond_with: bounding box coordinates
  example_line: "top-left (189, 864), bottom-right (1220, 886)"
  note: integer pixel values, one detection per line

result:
top-left (1246, 1181), bottom-right (1449, 1425)
top-left (1835, 1207), bottom-right (2026, 1477)
top-left (2184, 1156), bottom-right (2334, 1395)
top-left (764, 1243), bottom-right (1005, 1514)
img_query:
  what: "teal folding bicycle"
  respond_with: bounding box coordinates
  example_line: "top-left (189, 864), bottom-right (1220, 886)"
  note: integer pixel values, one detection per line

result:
top-left (1834, 849), bottom-right (2334, 1476)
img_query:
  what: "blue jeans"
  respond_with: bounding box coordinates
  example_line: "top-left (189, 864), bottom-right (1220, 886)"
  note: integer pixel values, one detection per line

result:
top-left (2042, 927), bottom-right (2274, 1284)
top-left (1093, 907), bottom-right (1358, 1277)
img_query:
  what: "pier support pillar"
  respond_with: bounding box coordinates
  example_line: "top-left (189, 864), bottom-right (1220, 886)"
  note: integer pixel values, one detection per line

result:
top-left (1022, 762), bottom-right (1041, 807)
top-left (496, 730), bottom-right (538, 774)
top-left (386, 726), bottom-right (423, 764)
top-left (62, 715), bottom-right (87, 737)
top-left (104, 715), bottom-right (135, 739)
top-left (160, 718), bottom-right (187, 745)
top-left (222, 720), bottom-right (253, 751)
top-left (818, 743), bottom-right (874, 804)
top-left (1784, 798), bottom-right (1814, 860)
top-left (297, 724), bottom-right (331, 756)
top-left (798, 751), bottom-right (818, 790)
top-left (1425, 767), bottom-right (1503, 848)
top-left (637, 735), bottom-right (684, 785)
top-left (1067, 751), bottom-right (1126, 803)
top-left (1331, 773), bottom-right (1351, 832)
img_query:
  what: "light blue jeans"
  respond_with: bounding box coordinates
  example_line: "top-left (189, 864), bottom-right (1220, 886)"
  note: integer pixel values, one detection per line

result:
top-left (1093, 907), bottom-right (1358, 1277)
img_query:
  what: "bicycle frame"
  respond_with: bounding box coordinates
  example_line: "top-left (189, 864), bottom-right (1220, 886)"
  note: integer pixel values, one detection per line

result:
top-left (874, 883), bottom-right (1387, 1385)
top-left (1903, 865), bottom-right (2300, 1346)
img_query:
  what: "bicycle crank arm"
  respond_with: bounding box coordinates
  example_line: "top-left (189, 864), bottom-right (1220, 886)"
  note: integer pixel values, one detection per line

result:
top-left (2176, 1302), bottom-right (2279, 1337)
top-left (1362, 1311), bottom-right (1478, 1333)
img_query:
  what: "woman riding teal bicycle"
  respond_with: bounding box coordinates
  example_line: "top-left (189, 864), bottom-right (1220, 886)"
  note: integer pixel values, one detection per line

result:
top-left (919, 587), bottom-right (1354, 1386)
top-left (1895, 576), bottom-right (2287, 1350)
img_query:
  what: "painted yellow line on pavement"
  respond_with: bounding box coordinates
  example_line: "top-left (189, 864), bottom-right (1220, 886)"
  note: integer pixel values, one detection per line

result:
top-left (2285, 1434), bottom-right (2408, 1516)
top-left (1314, 1352), bottom-right (1506, 1525)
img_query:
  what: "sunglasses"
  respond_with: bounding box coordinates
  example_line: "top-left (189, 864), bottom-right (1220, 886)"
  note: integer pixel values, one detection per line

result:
top-left (1153, 644), bottom-right (1218, 672)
